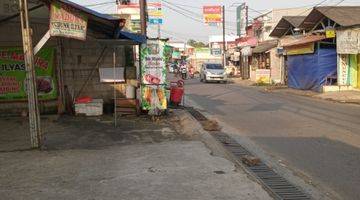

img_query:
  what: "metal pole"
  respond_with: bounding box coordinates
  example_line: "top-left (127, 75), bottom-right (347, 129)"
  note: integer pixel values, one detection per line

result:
top-left (19, 0), bottom-right (42, 148)
top-left (157, 23), bottom-right (161, 39)
top-left (140, 0), bottom-right (147, 36)
top-left (222, 5), bottom-right (226, 68)
top-left (113, 48), bottom-right (117, 127)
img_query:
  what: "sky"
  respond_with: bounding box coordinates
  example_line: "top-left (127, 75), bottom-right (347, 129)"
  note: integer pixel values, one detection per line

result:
top-left (71, 0), bottom-right (360, 42)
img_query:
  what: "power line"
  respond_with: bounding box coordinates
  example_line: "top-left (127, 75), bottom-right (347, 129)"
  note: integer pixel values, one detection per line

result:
top-left (84, 1), bottom-right (115, 7)
top-left (163, 3), bottom-right (237, 32)
top-left (162, 0), bottom-right (202, 18)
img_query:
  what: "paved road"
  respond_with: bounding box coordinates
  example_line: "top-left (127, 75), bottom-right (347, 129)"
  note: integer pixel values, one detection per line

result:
top-left (185, 79), bottom-right (360, 200)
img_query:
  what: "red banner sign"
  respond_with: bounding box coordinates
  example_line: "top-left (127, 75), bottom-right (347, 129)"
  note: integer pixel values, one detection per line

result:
top-left (203, 6), bottom-right (222, 25)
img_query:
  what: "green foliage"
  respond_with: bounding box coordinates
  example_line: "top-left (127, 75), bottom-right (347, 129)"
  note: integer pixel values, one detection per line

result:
top-left (187, 39), bottom-right (207, 48)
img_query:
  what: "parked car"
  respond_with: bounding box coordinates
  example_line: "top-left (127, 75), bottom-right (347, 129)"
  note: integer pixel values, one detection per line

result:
top-left (200, 63), bottom-right (227, 83)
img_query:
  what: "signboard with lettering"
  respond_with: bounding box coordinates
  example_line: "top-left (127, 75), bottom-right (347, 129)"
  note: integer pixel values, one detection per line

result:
top-left (140, 40), bottom-right (167, 111)
top-left (256, 69), bottom-right (271, 84)
top-left (203, 6), bottom-right (222, 26)
top-left (50, 2), bottom-right (88, 40)
top-left (0, 48), bottom-right (57, 100)
top-left (338, 54), bottom-right (350, 85)
top-left (236, 4), bottom-right (247, 36)
top-left (141, 40), bottom-right (166, 85)
top-left (337, 28), bottom-right (360, 54)
top-left (117, 1), bottom-right (163, 25)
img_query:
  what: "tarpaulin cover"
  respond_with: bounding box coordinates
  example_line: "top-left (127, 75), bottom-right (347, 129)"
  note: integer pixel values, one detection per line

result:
top-left (287, 48), bottom-right (337, 92)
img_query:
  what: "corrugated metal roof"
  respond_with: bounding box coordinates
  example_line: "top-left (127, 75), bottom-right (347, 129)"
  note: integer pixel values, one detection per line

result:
top-left (283, 16), bottom-right (306, 27)
top-left (270, 16), bottom-right (306, 38)
top-left (38, 0), bottom-right (146, 42)
top-left (49, 0), bottom-right (119, 21)
top-left (300, 6), bottom-right (360, 30)
top-left (252, 40), bottom-right (278, 53)
top-left (282, 35), bottom-right (325, 47)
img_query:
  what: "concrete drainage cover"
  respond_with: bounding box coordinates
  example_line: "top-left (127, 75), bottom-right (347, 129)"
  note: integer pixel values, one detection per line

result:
top-left (186, 107), bottom-right (311, 200)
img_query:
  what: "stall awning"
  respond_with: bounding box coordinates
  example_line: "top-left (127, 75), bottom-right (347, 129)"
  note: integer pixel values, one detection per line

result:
top-left (115, 30), bottom-right (147, 44)
top-left (252, 40), bottom-right (278, 54)
top-left (282, 35), bottom-right (325, 47)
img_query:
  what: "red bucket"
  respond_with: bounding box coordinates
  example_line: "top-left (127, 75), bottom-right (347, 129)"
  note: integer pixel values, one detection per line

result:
top-left (170, 87), bottom-right (184, 104)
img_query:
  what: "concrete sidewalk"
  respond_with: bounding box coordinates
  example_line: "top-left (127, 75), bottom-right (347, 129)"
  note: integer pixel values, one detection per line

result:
top-left (0, 114), bottom-right (272, 200)
top-left (266, 87), bottom-right (360, 104)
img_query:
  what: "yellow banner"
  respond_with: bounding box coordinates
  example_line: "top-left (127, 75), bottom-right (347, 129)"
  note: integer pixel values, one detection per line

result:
top-left (286, 43), bottom-right (314, 55)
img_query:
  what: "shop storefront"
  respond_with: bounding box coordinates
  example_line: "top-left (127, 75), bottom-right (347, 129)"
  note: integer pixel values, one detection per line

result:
top-left (0, 0), bottom-right (146, 115)
top-left (250, 40), bottom-right (278, 84)
top-left (337, 28), bottom-right (360, 89)
top-left (283, 35), bottom-right (337, 92)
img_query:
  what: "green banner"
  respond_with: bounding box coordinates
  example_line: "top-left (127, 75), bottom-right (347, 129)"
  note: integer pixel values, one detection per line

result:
top-left (0, 47), bottom-right (57, 100)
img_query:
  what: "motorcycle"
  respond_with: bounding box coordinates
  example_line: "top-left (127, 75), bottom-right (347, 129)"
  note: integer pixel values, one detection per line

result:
top-left (181, 67), bottom-right (187, 80)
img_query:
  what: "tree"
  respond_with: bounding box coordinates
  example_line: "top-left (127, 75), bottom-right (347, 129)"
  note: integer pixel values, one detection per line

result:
top-left (187, 39), bottom-right (207, 48)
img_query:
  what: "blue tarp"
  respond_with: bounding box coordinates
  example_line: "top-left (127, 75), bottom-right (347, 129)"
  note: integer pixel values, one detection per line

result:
top-left (116, 30), bottom-right (147, 44)
top-left (287, 48), bottom-right (337, 92)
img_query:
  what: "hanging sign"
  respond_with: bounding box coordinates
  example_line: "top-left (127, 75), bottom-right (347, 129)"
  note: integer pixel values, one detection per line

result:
top-left (325, 27), bottom-right (336, 38)
top-left (50, 2), bottom-right (88, 40)
top-left (0, 47), bottom-right (57, 100)
top-left (203, 6), bottom-right (222, 26)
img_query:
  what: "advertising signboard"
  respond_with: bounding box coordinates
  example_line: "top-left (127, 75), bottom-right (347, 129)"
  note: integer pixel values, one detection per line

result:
top-left (140, 40), bottom-right (167, 111)
top-left (0, 47), bottom-right (57, 100)
top-left (337, 28), bottom-right (360, 54)
top-left (256, 69), bottom-right (271, 84)
top-left (117, 1), bottom-right (163, 25)
top-left (50, 2), bottom-right (88, 40)
top-left (236, 4), bottom-right (247, 36)
top-left (141, 40), bottom-right (167, 85)
top-left (203, 6), bottom-right (222, 26)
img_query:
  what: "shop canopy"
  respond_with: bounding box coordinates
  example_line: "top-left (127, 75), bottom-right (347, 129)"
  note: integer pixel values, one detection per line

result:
top-left (252, 40), bottom-right (278, 54)
top-left (269, 16), bottom-right (306, 38)
top-left (282, 35), bottom-right (325, 48)
top-left (299, 6), bottom-right (360, 31)
top-left (0, 0), bottom-right (146, 43)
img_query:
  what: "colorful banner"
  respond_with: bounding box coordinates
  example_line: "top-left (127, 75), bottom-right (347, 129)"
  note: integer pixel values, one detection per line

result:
top-left (0, 47), bottom-right (57, 100)
top-left (117, 2), bottom-right (163, 25)
top-left (141, 85), bottom-right (167, 110)
top-left (338, 54), bottom-right (350, 85)
top-left (203, 6), bottom-right (222, 26)
top-left (141, 40), bottom-right (167, 85)
top-left (140, 40), bottom-right (167, 111)
top-left (50, 2), bottom-right (88, 40)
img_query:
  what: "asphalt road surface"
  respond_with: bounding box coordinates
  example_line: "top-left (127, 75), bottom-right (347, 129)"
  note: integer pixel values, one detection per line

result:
top-left (185, 78), bottom-right (360, 200)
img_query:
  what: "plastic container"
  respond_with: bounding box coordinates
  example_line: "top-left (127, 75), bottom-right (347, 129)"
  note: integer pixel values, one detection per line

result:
top-left (126, 85), bottom-right (136, 99)
top-left (170, 87), bottom-right (184, 104)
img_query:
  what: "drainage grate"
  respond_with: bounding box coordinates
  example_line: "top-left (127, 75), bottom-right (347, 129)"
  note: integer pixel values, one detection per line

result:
top-left (186, 107), bottom-right (311, 200)
top-left (186, 107), bottom-right (208, 121)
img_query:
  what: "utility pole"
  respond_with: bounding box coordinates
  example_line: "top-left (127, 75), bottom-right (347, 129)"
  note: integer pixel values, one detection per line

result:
top-left (157, 23), bottom-right (161, 39)
top-left (222, 5), bottom-right (226, 68)
top-left (19, 0), bottom-right (42, 148)
top-left (140, 0), bottom-right (147, 36)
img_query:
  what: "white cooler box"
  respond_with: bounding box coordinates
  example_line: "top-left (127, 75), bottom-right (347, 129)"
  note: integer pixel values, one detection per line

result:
top-left (75, 99), bottom-right (103, 116)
